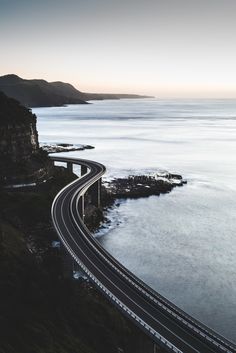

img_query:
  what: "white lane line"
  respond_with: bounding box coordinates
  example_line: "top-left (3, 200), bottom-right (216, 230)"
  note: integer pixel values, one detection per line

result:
top-left (50, 157), bottom-right (235, 353)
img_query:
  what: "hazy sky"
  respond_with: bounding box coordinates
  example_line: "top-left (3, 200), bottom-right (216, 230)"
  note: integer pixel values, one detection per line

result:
top-left (1, 0), bottom-right (236, 98)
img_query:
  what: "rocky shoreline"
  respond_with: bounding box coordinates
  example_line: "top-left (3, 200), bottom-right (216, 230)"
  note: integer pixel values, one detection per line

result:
top-left (102, 171), bottom-right (186, 201)
top-left (40, 142), bottom-right (94, 153)
top-left (84, 171), bottom-right (187, 232)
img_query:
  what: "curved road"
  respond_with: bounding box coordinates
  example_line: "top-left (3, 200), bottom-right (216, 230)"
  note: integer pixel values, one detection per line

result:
top-left (51, 156), bottom-right (236, 353)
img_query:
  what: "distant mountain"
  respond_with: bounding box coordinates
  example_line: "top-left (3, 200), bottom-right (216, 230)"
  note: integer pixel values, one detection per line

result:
top-left (0, 74), bottom-right (87, 107)
top-left (0, 74), bottom-right (153, 108)
top-left (81, 92), bottom-right (153, 101)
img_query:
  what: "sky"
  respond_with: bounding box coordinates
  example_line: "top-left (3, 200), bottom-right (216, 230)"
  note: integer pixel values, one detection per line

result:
top-left (0, 0), bottom-right (236, 98)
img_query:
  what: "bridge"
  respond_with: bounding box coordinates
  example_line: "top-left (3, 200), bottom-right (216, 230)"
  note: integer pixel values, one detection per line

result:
top-left (51, 156), bottom-right (236, 353)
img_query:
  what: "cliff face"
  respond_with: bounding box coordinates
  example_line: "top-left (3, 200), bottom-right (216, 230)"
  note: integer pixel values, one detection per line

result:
top-left (0, 92), bottom-right (52, 185)
top-left (1, 119), bottom-right (39, 163)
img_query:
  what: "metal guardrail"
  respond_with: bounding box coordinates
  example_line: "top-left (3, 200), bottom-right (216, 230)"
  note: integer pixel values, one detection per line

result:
top-left (55, 225), bottom-right (183, 353)
top-left (51, 156), bottom-right (236, 353)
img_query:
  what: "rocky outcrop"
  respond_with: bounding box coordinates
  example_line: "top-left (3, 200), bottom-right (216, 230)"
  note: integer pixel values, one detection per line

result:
top-left (102, 172), bottom-right (187, 200)
top-left (1, 116), bottom-right (39, 162)
top-left (83, 172), bottom-right (187, 232)
top-left (40, 142), bottom-right (94, 153)
top-left (0, 92), bottom-right (52, 185)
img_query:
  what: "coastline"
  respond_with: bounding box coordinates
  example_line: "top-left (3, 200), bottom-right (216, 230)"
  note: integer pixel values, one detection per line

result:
top-left (34, 99), bottom-right (236, 342)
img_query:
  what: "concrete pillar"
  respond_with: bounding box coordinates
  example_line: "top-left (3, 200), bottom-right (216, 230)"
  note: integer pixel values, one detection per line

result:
top-left (153, 343), bottom-right (162, 352)
top-left (78, 194), bottom-right (85, 220)
top-left (81, 164), bottom-right (87, 176)
top-left (90, 178), bottom-right (101, 208)
top-left (67, 162), bottom-right (73, 173)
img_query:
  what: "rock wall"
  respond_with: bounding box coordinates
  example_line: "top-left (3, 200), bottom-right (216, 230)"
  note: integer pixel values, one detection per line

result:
top-left (0, 92), bottom-right (52, 185)
top-left (0, 120), bottom-right (39, 163)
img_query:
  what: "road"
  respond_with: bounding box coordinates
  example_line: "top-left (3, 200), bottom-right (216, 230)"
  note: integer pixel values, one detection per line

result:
top-left (51, 156), bottom-right (236, 353)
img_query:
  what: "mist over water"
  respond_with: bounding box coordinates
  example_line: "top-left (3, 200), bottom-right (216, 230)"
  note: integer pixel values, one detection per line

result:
top-left (33, 99), bottom-right (236, 342)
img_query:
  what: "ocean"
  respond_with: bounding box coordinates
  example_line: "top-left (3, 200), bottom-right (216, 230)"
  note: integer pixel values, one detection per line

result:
top-left (33, 98), bottom-right (236, 342)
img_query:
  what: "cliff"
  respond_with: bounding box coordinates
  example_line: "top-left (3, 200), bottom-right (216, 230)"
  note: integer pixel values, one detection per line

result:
top-left (0, 92), bottom-right (52, 185)
top-left (0, 74), bottom-right (153, 107)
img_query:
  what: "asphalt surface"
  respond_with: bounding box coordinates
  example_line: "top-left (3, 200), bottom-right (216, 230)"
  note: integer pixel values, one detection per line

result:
top-left (51, 156), bottom-right (236, 353)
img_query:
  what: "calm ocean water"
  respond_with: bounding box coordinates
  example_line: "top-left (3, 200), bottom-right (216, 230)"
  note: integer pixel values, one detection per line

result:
top-left (33, 98), bottom-right (236, 342)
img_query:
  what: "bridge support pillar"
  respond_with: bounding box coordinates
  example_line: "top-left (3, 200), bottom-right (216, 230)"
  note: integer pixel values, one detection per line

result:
top-left (78, 194), bottom-right (85, 220)
top-left (81, 165), bottom-right (87, 176)
top-left (153, 343), bottom-right (161, 352)
top-left (61, 246), bottom-right (87, 279)
top-left (90, 178), bottom-right (101, 208)
top-left (67, 162), bottom-right (73, 173)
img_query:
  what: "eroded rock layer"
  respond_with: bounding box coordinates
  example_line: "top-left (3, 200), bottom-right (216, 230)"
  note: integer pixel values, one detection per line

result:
top-left (0, 92), bottom-right (52, 185)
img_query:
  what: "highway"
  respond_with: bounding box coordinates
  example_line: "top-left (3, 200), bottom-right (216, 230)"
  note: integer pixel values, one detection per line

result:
top-left (51, 156), bottom-right (236, 353)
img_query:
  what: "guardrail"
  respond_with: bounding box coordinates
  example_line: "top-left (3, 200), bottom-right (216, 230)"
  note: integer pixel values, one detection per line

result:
top-left (51, 156), bottom-right (236, 353)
